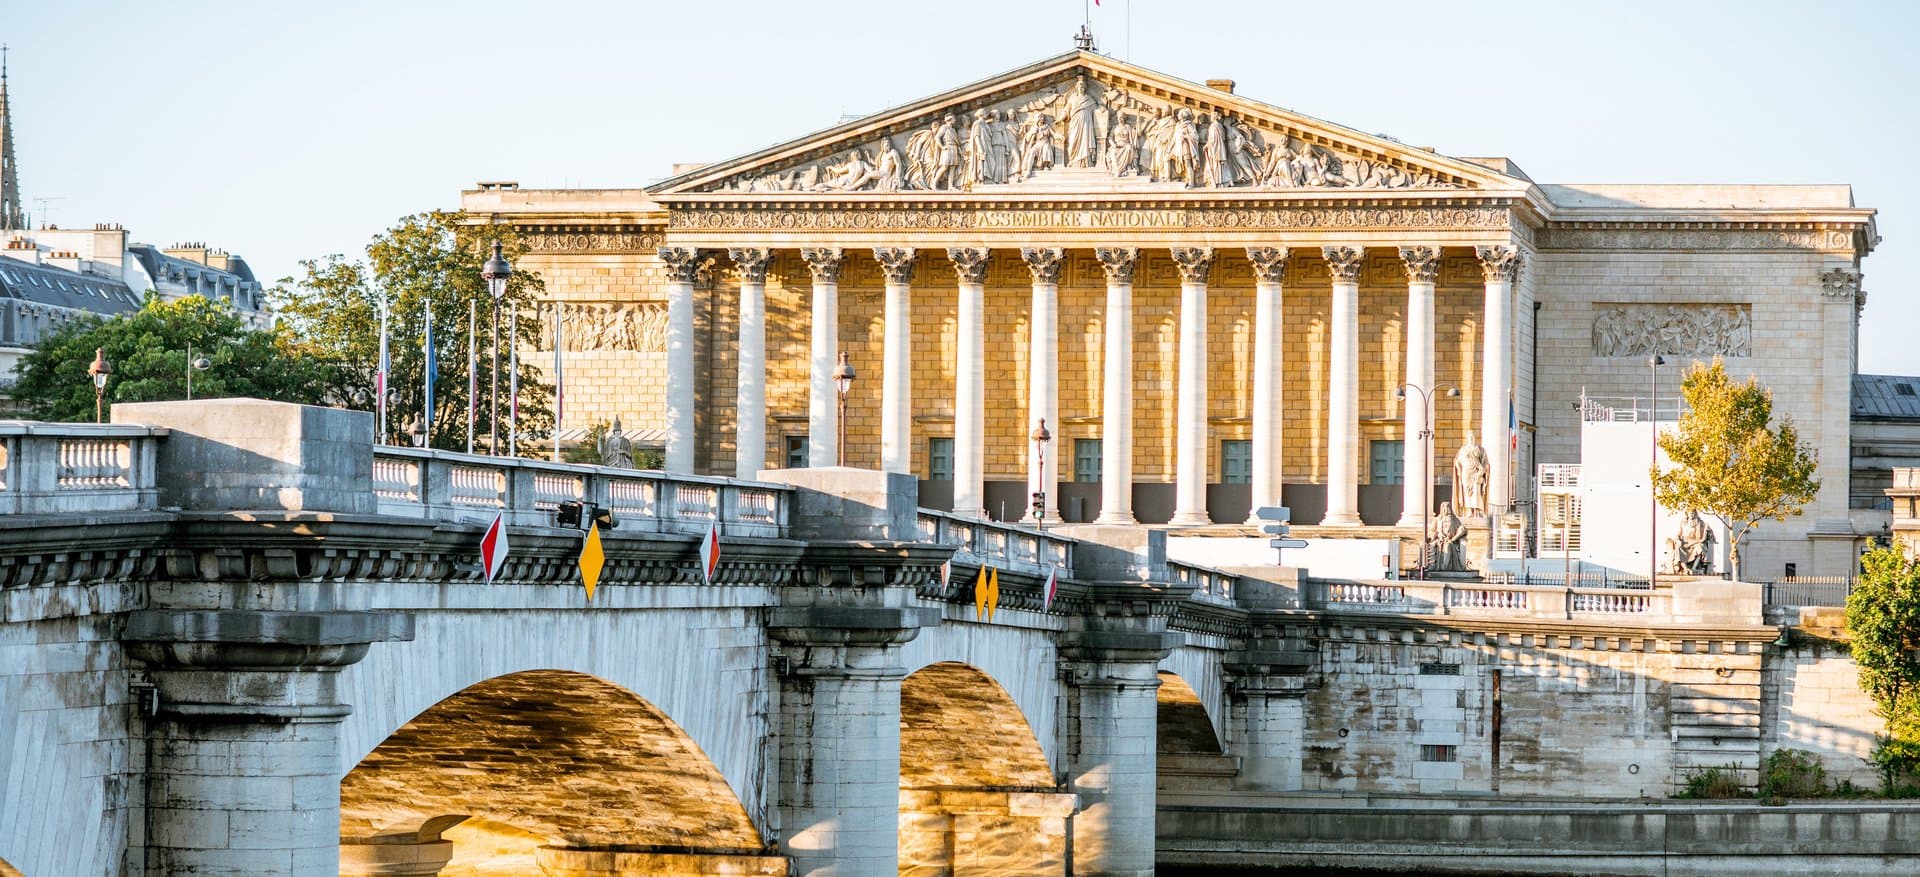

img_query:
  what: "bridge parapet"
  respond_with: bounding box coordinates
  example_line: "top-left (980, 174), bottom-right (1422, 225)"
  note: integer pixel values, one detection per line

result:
top-left (1300, 576), bottom-right (1761, 624)
top-left (916, 509), bottom-right (1073, 580)
top-left (372, 446), bottom-right (790, 539)
top-left (0, 421), bottom-right (165, 515)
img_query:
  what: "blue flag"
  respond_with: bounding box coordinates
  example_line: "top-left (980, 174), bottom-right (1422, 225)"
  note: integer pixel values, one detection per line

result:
top-left (423, 302), bottom-right (436, 440)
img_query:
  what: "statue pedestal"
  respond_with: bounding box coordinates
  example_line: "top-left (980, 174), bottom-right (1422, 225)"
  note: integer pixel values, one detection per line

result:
top-left (1464, 517), bottom-right (1494, 574)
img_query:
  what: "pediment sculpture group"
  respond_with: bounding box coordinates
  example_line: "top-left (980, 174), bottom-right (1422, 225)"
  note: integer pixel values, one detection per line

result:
top-left (722, 76), bottom-right (1458, 194)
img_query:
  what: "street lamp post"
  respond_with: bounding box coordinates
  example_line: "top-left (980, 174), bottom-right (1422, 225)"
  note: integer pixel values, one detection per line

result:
top-left (407, 415), bottom-right (427, 448)
top-left (1650, 354), bottom-right (1665, 587)
top-left (1397, 381), bottom-right (1459, 580)
top-left (832, 352), bottom-right (855, 467)
top-left (185, 342), bottom-right (211, 400)
top-left (87, 348), bottom-right (111, 423)
top-left (482, 240), bottom-right (513, 455)
top-left (1030, 418), bottom-right (1052, 530)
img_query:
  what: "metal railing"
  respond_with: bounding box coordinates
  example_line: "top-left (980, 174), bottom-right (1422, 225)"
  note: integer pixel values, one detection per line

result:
top-left (0, 422), bottom-right (165, 515)
top-left (916, 510), bottom-right (1073, 579)
top-left (371, 447), bottom-right (789, 539)
top-left (1763, 576), bottom-right (1856, 608)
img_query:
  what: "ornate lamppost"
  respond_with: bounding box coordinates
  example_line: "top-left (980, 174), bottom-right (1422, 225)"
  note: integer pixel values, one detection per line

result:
top-left (1030, 418), bottom-right (1052, 530)
top-left (1649, 354), bottom-right (1665, 587)
top-left (87, 348), bottom-right (112, 423)
top-left (832, 352), bottom-right (856, 467)
top-left (1397, 381), bottom-right (1458, 579)
top-left (482, 240), bottom-right (513, 455)
top-left (185, 342), bottom-right (211, 400)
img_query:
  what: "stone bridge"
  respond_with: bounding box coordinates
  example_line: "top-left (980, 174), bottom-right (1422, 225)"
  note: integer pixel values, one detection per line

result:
top-left (1, 399), bottom-right (1916, 877)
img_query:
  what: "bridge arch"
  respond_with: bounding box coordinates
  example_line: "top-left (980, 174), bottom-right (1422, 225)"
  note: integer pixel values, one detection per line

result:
top-left (340, 669), bottom-right (774, 875)
top-left (1157, 671), bottom-right (1226, 755)
top-left (901, 621), bottom-right (1061, 768)
top-left (0, 855), bottom-right (21, 877)
top-left (898, 661), bottom-right (1072, 876)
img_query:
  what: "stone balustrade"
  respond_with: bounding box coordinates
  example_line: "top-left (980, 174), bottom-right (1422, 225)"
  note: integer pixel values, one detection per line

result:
top-left (1302, 577), bottom-right (1691, 622)
top-left (1167, 559), bottom-right (1236, 604)
top-left (372, 447), bottom-right (789, 539)
top-left (917, 509), bottom-right (1073, 579)
top-left (0, 421), bottom-right (165, 515)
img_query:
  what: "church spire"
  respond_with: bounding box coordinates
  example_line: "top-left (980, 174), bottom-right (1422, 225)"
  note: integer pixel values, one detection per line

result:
top-left (0, 45), bottom-right (24, 232)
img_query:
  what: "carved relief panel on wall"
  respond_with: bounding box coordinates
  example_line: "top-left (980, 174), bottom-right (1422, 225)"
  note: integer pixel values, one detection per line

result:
top-left (1590, 303), bottom-right (1752, 358)
top-left (711, 74), bottom-right (1461, 195)
top-left (547, 302), bottom-right (668, 352)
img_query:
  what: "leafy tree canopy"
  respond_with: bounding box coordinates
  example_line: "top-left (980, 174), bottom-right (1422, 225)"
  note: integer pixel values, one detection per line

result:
top-left (1846, 547), bottom-right (1920, 789)
top-left (272, 210), bottom-right (551, 452)
top-left (9, 293), bottom-right (338, 421)
top-left (1652, 357), bottom-right (1819, 581)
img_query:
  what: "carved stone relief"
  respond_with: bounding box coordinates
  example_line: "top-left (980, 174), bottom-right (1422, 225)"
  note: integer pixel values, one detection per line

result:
top-left (1590, 303), bottom-right (1752, 358)
top-left (521, 229), bottom-right (660, 254)
top-left (550, 303), bottom-right (669, 352)
top-left (712, 75), bottom-right (1460, 194)
top-left (669, 205), bottom-right (1512, 232)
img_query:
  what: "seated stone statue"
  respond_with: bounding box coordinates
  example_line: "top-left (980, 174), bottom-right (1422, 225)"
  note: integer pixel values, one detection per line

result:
top-left (1426, 501), bottom-right (1468, 573)
top-left (1666, 509), bottom-right (1716, 575)
top-left (598, 416), bottom-right (635, 469)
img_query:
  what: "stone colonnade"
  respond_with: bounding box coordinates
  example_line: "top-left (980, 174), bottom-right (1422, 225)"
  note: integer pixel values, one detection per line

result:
top-left (660, 243), bottom-right (1524, 526)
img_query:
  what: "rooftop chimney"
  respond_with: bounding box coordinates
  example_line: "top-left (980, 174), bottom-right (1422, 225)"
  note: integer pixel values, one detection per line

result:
top-left (1206, 78), bottom-right (1236, 94)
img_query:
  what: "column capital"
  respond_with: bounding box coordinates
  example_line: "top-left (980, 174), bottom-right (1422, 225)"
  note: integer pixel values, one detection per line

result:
top-left (947, 247), bottom-right (991, 283)
top-left (1820, 267), bottom-right (1862, 299)
top-left (1169, 246), bottom-right (1215, 284)
top-left (1095, 247), bottom-right (1139, 283)
top-left (1021, 247), bottom-right (1066, 284)
top-left (1321, 245), bottom-right (1365, 283)
top-left (873, 247), bottom-right (918, 284)
top-left (1246, 246), bottom-right (1290, 283)
top-left (1474, 244), bottom-right (1524, 283)
top-left (659, 246), bottom-right (704, 284)
top-left (801, 247), bottom-right (845, 283)
top-left (1398, 245), bottom-right (1442, 283)
top-left (727, 247), bottom-right (773, 284)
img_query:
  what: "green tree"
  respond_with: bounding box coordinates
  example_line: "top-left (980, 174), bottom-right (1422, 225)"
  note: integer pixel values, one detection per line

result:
top-left (1652, 357), bottom-right (1819, 582)
top-left (8, 293), bottom-right (338, 421)
top-left (273, 211), bottom-right (552, 453)
top-left (1845, 547), bottom-right (1920, 791)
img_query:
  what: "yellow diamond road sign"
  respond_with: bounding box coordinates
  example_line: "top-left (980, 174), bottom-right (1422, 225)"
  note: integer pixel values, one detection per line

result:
top-left (579, 521), bottom-right (606, 601)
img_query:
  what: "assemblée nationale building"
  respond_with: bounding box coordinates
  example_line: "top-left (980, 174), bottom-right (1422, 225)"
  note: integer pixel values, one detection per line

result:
top-left (462, 50), bottom-right (1879, 578)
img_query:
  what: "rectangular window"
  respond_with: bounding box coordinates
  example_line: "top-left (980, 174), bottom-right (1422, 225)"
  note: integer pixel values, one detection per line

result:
top-left (1419, 744), bottom-right (1458, 763)
top-left (1370, 440), bottom-right (1405, 485)
top-left (1074, 439), bottom-right (1102, 483)
top-left (1221, 440), bottom-right (1252, 485)
top-left (784, 435), bottom-right (809, 469)
top-left (928, 437), bottom-right (955, 481)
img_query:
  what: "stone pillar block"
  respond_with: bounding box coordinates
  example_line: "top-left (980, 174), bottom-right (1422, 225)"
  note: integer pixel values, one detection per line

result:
top-left (756, 468), bottom-right (921, 542)
top-left (112, 398), bottom-right (374, 513)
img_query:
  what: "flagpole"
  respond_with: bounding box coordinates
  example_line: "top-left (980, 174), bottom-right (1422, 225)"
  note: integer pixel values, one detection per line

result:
top-left (423, 300), bottom-right (435, 446)
top-left (467, 299), bottom-right (477, 455)
top-left (376, 279), bottom-right (389, 447)
top-left (509, 301), bottom-right (520, 458)
top-left (552, 301), bottom-right (564, 463)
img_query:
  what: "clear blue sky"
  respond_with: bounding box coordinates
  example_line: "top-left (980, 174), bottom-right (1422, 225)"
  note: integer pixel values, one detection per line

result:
top-left (8, 1), bottom-right (1917, 371)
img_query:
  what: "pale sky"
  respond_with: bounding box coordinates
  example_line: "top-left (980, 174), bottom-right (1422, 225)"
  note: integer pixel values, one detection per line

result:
top-left (8, 1), bottom-right (1917, 371)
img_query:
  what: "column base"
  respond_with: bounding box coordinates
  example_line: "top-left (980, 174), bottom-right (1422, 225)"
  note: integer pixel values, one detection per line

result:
top-left (1167, 510), bottom-right (1212, 527)
top-left (1396, 512), bottom-right (1426, 529)
top-left (1096, 511), bottom-right (1138, 526)
top-left (1321, 511), bottom-right (1363, 526)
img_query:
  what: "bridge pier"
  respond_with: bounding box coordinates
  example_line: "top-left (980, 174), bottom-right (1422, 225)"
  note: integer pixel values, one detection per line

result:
top-left (1059, 584), bottom-right (1184, 877)
top-left (1226, 624), bottom-right (1319, 792)
top-left (124, 609), bottom-right (410, 877)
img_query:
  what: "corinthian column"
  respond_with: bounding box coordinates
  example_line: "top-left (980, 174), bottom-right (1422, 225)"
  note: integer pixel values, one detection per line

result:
top-left (660, 246), bottom-right (703, 474)
top-left (948, 247), bottom-right (991, 517)
top-left (1246, 246), bottom-right (1289, 523)
top-left (802, 248), bottom-right (844, 468)
top-left (873, 247), bottom-right (918, 474)
top-left (1169, 246), bottom-right (1215, 527)
top-left (1321, 245), bottom-right (1365, 526)
top-left (1476, 245), bottom-right (1522, 514)
top-left (1094, 247), bottom-right (1139, 524)
top-left (1022, 247), bottom-right (1065, 523)
top-left (1398, 245), bottom-right (1441, 528)
top-left (730, 247), bottom-right (772, 479)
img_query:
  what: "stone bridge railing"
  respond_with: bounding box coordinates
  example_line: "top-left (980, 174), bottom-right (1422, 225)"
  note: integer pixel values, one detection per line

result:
top-left (0, 422), bottom-right (165, 515)
top-left (372, 447), bottom-right (790, 539)
top-left (916, 510), bottom-right (1073, 580)
top-left (1303, 578), bottom-right (1685, 622)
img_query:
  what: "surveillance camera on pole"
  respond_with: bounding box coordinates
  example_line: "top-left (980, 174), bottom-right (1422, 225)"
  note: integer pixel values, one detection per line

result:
top-left (1256, 505), bottom-right (1307, 564)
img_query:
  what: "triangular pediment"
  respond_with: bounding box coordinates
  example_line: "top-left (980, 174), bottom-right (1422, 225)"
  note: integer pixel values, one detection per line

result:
top-left (652, 52), bottom-right (1523, 198)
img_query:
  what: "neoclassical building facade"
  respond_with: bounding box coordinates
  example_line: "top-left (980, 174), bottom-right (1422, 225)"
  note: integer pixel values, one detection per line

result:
top-left (463, 51), bottom-right (1877, 577)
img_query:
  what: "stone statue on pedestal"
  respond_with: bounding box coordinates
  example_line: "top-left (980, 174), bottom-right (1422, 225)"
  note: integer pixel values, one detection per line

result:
top-left (1667, 509), bottom-right (1716, 575)
top-left (599, 416), bottom-right (634, 469)
top-left (1452, 431), bottom-right (1490, 519)
top-left (1427, 502), bottom-right (1468, 573)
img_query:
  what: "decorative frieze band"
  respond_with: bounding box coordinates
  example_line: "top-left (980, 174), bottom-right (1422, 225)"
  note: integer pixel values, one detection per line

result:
top-left (1591, 303), bottom-right (1752, 359)
top-left (1539, 227), bottom-right (1860, 253)
top-left (668, 205), bottom-right (1512, 233)
top-left (520, 228), bottom-right (661, 254)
